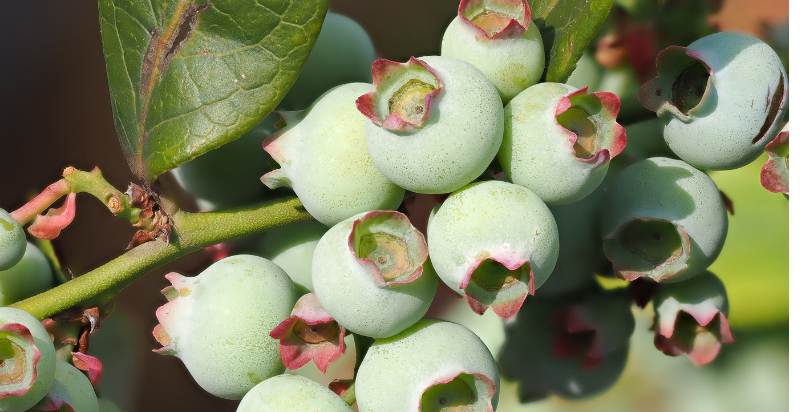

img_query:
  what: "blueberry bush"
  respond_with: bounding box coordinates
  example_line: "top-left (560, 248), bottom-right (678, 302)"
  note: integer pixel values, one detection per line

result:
top-left (0, 0), bottom-right (789, 411)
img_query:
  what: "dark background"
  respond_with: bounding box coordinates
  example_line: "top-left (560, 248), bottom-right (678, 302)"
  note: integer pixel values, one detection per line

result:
top-left (0, 1), bottom-right (787, 410)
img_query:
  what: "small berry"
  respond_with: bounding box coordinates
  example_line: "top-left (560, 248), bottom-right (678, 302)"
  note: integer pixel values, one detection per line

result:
top-left (263, 83), bottom-right (405, 226)
top-left (152, 255), bottom-right (295, 399)
top-left (355, 320), bottom-right (499, 412)
top-left (566, 52), bottom-right (602, 91)
top-left (498, 82), bottom-right (626, 204)
top-left (652, 271), bottom-right (734, 366)
top-left (358, 56), bottom-right (504, 194)
top-left (760, 125), bottom-right (789, 195)
top-left (425, 285), bottom-right (507, 358)
top-left (0, 209), bottom-right (26, 271)
top-left (0, 307), bottom-right (57, 412)
top-left (31, 360), bottom-right (99, 412)
top-left (441, 0), bottom-right (544, 102)
top-left (536, 188), bottom-right (606, 297)
top-left (427, 181), bottom-right (559, 318)
top-left (254, 220), bottom-right (328, 292)
top-left (280, 12), bottom-right (376, 111)
top-left (639, 32), bottom-right (788, 170)
top-left (269, 293), bottom-right (346, 373)
top-left (501, 289), bottom-right (633, 400)
top-left (618, 117), bottom-right (673, 164)
top-left (0, 242), bottom-right (54, 306)
top-left (172, 114), bottom-right (280, 210)
top-left (600, 157), bottom-right (728, 283)
top-left (237, 374), bottom-right (351, 412)
top-left (312, 211), bottom-right (436, 338)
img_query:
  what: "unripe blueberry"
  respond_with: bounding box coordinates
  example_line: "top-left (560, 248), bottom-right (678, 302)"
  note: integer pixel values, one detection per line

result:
top-left (263, 83), bottom-right (405, 226)
top-left (566, 52), bottom-right (602, 92)
top-left (639, 32), bottom-right (788, 170)
top-left (236, 374), bottom-right (351, 412)
top-left (31, 360), bottom-right (98, 412)
top-left (357, 56), bottom-right (504, 194)
top-left (441, 0), bottom-right (544, 102)
top-left (152, 255), bottom-right (295, 399)
top-left (618, 117), bottom-right (673, 164)
top-left (601, 157), bottom-right (728, 283)
top-left (761, 125), bottom-right (789, 195)
top-left (652, 271), bottom-right (734, 366)
top-left (426, 285), bottom-right (507, 358)
top-left (427, 181), bottom-right (559, 318)
top-left (269, 293), bottom-right (346, 373)
top-left (280, 12), bottom-right (376, 111)
top-left (536, 188), bottom-right (605, 297)
top-left (597, 64), bottom-right (648, 121)
top-left (254, 221), bottom-right (328, 292)
top-left (172, 114), bottom-right (280, 210)
top-left (312, 211), bottom-right (436, 338)
top-left (498, 82), bottom-right (626, 204)
top-left (0, 242), bottom-right (54, 306)
top-left (0, 307), bottom-right (56, 412)
top-left (0, 209), bottom-right (25, 271)
top-left (355, 320), bottom-right (499, 412)
top-left (501, 290), bottom-right (634, 400)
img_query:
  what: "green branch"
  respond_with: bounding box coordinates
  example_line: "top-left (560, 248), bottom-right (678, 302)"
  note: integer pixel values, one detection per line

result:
top-left (11, 197), bottom-right (311, 319)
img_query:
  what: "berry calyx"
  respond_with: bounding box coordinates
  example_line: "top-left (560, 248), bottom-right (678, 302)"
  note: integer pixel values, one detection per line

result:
top-left (356, 58), bottom-right (443, 132)
top-left (653, 272), bottom-right (734, 366)
top-left (270, 293), bottom-right (346, 373)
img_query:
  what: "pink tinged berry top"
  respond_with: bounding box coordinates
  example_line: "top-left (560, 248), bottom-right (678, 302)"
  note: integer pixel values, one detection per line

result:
top-left (555, 86), bottom-right (627, 166)
top-left (356, 58), bottom-right (443, 132)
top-left (458, 0), bottom-right (532, 40)
top-left (418, 371), bottom-right (497, 412)
top-left (761, 129), bottom-right (789, 194)
top-left (655, 305), bottom-right (734, 366)
top-left (27, 193), bottom-right (77, 240)
top-left (460, 252), bottom-right (535, 319)
top-left (603, 218), bottom-right (693, 283)
top-left (70, 352), bottom-right (103, 389)
top-left (0, 323), bottom-right (41, 398)
top-left (152, 272), bottom-right (195, 356)
top-left (348, 210), bottom-right (429, 287)
top-left (638, 46), bottom-right (713, 122)
top-left (269, 293), bottom-right (346, 373)
top-left (261, 111), bottom-right (304, 190)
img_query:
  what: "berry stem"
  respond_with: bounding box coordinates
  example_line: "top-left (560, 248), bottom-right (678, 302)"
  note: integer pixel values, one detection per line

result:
top-left (11, 196), bottom-right (311, 319)
top-left (10, 167), bottom-right (141, 225)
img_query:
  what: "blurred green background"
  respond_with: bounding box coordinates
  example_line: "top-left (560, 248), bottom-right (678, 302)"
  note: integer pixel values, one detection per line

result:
top-left (0, 0), bottom-right (788, 411)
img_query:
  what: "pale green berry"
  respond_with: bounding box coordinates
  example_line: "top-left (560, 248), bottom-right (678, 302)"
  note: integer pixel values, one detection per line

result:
top-left (254, 220), bottom-right (327, 292)
top-left (358, 56), bottom-right (504, 194)
top-left (32, 360), bottom-right (99, 412)
top-left (498, 82), bottom-right (626, 205)
top-left (640, 32), bottom-right (788, 170)
top-left (152, 255), bottom-right (296, 399)
top-left (566, 51), bottom-right (603, 91)
top-left (441, 0), bottom-right (544, 102)
top-left (0, 307), bottom-right (56, 412)
top-left (0, 242), bottom-right (54, 306)
top-left (280, 12), bottom-right (376, 110)
top-left (172, 114), bottom-right (280, 210)
top-left (427, 181), bottom-right (559, 318)
top-left (263, 83), bottom-right (405, 226)
top-left (600, 157), bottom-right (728, 283)
top-left (0, 209), bottom-right (25, 271)
top-left (356, 320), bottom-right (500, 412)
top-left (236, 374), bottom-right (350, 412)
top-left (312, 211), bottom-right (437, 338)
top-left (537, 187), bottom-right (606, 297)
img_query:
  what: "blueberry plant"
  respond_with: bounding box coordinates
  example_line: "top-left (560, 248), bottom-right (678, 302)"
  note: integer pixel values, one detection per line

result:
top-left (0, 0), bottom-right (789, 410)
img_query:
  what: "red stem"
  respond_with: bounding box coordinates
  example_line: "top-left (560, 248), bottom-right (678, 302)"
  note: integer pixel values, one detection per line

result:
top-left (10, 179), bottom-right (71, 224)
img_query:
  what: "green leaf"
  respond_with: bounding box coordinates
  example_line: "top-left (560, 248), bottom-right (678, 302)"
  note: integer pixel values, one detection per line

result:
top-left (98, 0), bottom-right (328, 181)
top-left (531, 0), bottom-right (614, 83)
